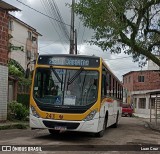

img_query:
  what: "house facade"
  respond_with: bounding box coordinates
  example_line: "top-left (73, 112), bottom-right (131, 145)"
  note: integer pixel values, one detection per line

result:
top-left (148, 56), bottom-right (160, 71)
top-left (7, 15), bottom-right (42, 103)
top-left (0, 1), bottom-right (19, 121)
top-left (123, 70), bottom-right (160, 117)
top-left (8, 14), bottom-right (42, 71)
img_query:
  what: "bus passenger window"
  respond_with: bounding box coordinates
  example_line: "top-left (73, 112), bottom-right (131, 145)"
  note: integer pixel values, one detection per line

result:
top-left (108, 74), bottom-right (112, 96)
top-left (101, 74), bottom-right (107, 98)
top-left (112, 78), bottom-right (115, 97)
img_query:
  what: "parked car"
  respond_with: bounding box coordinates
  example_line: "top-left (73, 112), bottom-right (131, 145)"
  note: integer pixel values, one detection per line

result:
top-left (122, 104), bottom-right (133, 117)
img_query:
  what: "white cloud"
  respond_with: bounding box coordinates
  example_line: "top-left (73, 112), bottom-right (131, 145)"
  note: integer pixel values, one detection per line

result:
top-left (26, 0), bottom-right (36, 5)
top-left (105, 53), bottom-right (147, 80)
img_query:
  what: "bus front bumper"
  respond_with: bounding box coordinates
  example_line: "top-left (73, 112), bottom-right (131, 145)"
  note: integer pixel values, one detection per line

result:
top-left (30, 115), bottom-right (99, 133)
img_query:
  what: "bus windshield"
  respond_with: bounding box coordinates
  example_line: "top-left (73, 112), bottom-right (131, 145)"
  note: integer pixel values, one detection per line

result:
top-left (33, 68), bottom-right (99, 106)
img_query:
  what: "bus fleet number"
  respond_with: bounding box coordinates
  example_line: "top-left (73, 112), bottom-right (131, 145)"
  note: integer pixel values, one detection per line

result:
top-left (46, 113), bottom-right (55, 119)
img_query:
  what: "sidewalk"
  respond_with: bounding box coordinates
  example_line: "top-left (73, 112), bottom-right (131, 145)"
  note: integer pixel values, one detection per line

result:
top-left (0, 121), bottom-right (29, 130)
top-left (144, 120), bottom-right (160, 132)
top-left (134, 113), bottom-right (160, 132)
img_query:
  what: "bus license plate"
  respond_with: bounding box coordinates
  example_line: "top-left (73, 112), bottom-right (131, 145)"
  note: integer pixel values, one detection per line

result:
top-left (54, 126), bottom-right (67, 131)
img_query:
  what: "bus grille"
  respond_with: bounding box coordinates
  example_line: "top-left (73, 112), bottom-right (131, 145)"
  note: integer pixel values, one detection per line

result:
top-left (43, 120), bottom-right (80, 129)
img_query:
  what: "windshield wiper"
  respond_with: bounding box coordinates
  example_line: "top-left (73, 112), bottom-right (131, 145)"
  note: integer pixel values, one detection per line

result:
top-left (67, 67), bottom-right (84, 85)
top-left (50, 66), bottom-right (62, 83)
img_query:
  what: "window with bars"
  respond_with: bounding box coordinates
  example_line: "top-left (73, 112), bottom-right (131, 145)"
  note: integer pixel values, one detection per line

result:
top-left (139, 98), bottom-right (146, 109)
top-left (28, 31), bottom-right (32, 40)
top-left (8, 20), bottom-right (13, 30)
top-left (149, 98), bottom-right (155, 109)
top-left (134, 98), bottom-right (137, 108)
top-left (138, 76), bottom-right (144, 82)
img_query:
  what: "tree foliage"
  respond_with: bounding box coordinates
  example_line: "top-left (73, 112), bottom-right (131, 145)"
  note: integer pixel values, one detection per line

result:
top-left (8, 60), bottom-right (31, 86)
top-left (74, 0), bottom-right (160, 66)
top-left (8, 65), bottom-right (23, 77)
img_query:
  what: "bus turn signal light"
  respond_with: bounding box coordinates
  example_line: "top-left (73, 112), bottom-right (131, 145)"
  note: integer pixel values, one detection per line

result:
top-left (31, 106), bottom-right (40, 118)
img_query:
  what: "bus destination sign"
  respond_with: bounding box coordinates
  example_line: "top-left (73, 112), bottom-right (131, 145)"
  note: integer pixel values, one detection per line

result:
top-left (49, 57), bottom-right (89, 66)
top-left (38, 55), bottom-right (100, 67)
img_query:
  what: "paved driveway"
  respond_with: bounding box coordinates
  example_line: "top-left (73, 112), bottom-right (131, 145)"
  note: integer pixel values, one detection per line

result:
top-left (0, 117), bottom-right (160, 154)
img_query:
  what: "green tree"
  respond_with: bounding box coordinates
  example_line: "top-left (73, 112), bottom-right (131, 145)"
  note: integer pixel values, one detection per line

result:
top-left (8, 60), bottom-right (31, 86)
top-left (74, 0), bottom-right (160, 66)
top-left (8, 65), bottom-right (23, 77)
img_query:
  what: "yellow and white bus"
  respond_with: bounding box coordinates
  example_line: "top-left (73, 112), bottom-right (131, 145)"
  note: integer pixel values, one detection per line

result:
top-left (30, 54), bottom-right (123, 137)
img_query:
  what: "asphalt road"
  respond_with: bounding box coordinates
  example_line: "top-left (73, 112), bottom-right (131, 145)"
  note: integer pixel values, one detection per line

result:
top-left (0, 117), bottom-right (160, 154)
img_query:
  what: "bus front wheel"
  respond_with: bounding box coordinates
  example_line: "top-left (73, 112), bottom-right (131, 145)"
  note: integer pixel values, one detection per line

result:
top-left (95, 116), bottom-right (108, 138)
top-left (112, 111), bottom-right (119, 128)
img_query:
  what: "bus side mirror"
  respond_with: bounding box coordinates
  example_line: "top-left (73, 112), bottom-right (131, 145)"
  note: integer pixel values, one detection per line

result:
top-left (25, 68), bottom-right (30, 78)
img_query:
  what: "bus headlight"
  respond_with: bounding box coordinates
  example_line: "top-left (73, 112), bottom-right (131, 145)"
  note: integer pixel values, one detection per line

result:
top-left (30, 106), bottom-right (40, 118)
top-left (83, 109), bottom-right (97, 121)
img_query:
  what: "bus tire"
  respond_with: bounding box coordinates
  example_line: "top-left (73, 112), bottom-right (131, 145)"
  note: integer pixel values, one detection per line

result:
top-left (48, 129), bottom-right (59, 135)
top-left (112, 111), bottom-right (119, 128)
top-left (95, 114), bottom-right (108, 138)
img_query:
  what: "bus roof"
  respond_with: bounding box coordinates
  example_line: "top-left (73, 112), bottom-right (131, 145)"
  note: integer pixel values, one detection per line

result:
top-left (39, 54), bottom-right (100, 59)
top-left (101, 59), bottom-right (122, 85)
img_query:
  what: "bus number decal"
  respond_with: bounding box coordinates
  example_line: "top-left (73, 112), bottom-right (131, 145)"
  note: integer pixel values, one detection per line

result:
top-left (46, 113), bottom-right (55, 119)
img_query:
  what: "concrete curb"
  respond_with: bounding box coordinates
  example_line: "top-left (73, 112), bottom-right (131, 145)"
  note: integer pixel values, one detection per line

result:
top-left (144, 121), bottom-right (160, 132)
top-left (0, 122), bottom-right (29, 130)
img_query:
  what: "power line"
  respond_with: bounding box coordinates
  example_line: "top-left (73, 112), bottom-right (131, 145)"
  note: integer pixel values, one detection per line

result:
top-left (79, 48), bottom-right (133, 60)
top-left (85, 46), bottom-right (104, 52)
top-left (39, 43), bottom-right (56, 49)
top-left (40, 0), bottom-right (68, 51)
top-left (79, 27), bottom-right (85, 52)
top-left (77, 19), bottom-right (81, 34)
top-left (52, 0), bottom-right (70, 41)
top-left (11, 38), bottom-right (144, 72)
top-left (104, 56), bottom-right (133, 61)
top-left (39, 39), bottom-right (61, 49)
top-left (15, 0), bottom-right (71, 27)
top-left (44, 0), bottom-right (70, 42)
top-left (75, 3), bottom-right (82, 43)
top-left (109, 66), bottom-right (145, 72)
top-left (11, 38), bottom-right (51, 54)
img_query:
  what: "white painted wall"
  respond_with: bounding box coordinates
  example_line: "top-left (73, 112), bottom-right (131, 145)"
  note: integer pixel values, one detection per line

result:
top-left (133, 92), bottom-right (159, 117)
top-left (9, 18), bottom-right (38, 70)
top-left (148, 59), bottom-right (160, 70)
top-left (0, 65), bottom-right (8, 121)
top-left (9, 19), bottom-right (27, 69)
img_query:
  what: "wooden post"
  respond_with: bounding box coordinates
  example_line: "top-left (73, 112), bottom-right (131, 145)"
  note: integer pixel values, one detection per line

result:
top-left (155, 94), bottom-right (158, 126)
top-left (150, 94), bottom-right (151, 122)
top-left (14, 80), bottom-right (18, 101)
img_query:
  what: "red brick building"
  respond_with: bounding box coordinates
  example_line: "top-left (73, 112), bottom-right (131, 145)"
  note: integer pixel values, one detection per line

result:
top-left (123, 70), bottom-right (160, 92)
top-left (0, 1), bottom-right (19, 121)
top-left (123, 70), bottom-right (160, 117)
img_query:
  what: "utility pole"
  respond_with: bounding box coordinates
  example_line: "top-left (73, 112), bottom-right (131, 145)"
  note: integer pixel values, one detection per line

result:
top-left (69, 0), bottom-right (75, 54)
top-left (75, 29), bottom-right (77, 54)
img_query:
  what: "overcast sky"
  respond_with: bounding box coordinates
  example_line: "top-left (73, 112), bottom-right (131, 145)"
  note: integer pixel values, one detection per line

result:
top-left (4, 0), bottom-right (147, 81)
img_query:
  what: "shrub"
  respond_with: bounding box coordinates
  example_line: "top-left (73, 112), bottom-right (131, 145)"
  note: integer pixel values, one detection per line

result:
top-left (17, 94), bottom-right (30, 108)
top-left (8, 101), bottom-right (29, 121)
